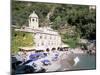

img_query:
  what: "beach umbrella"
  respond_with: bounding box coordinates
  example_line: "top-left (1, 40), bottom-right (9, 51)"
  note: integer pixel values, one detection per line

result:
top-left (55, 53), bottom-right (59, 56)
top-left (29, 54), bottom-right (40, 61)
top-left (41, 60), bottom-right (51, 65)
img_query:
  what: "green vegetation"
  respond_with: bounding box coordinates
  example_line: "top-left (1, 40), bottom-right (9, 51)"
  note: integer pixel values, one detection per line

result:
top-left (11, 29), bottom-right (35, 54)
top-left (12, 1), bottom-right (96, 48)
top-left (62, 38), bottom-right (79, 48)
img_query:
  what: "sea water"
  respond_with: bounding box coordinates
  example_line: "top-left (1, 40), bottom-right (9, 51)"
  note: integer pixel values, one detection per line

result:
top-left (72, 54), bottom-right (96, 70)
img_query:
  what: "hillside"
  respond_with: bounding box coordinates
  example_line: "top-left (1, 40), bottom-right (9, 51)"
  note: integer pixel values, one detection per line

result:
top-left (12, 1), bottom-right (96, 48)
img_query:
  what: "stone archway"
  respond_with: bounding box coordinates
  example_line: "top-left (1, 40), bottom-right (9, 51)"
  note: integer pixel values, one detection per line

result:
top-left (52, 47), bottom-right (56, 51)
top-left (46, 48), bottom-right (50, 52)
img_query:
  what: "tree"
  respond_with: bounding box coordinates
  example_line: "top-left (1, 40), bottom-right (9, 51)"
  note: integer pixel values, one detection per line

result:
top-left (52, 16), bottom-right (62, 30)
top-left (12, 1), bottom-right (96, 41)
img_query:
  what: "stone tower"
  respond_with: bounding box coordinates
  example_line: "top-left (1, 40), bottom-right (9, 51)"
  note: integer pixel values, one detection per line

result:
top-left (28, 11), bottom-right (39, 29)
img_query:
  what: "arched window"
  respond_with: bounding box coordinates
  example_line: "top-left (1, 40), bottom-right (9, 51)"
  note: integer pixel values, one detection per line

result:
top-left (46, 48), bottom-right (50, 52)
top-left (32, 18), bottom-right (35, 21)
top-left (52, 48), bottom-right (56, 51)
top-left (44, 35), bottom-right (47, 39)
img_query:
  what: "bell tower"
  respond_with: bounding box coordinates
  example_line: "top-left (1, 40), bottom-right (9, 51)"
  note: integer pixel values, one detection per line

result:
top-left (28, 11), bottom-right (39, 29)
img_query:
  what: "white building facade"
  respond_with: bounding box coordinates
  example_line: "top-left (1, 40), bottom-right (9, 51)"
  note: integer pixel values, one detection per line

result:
top-left (15, 11), bottom-right (62, 51)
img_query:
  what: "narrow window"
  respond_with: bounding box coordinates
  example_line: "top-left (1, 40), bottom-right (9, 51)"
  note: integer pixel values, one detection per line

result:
top-left (40, 36), bottom-right (42, 39)
top-left (41, 42), bottom-right (44, 46)
top-left (45, 35), bottom-right (47, 39)
top-left (50, 36), bottom-right (52, 39)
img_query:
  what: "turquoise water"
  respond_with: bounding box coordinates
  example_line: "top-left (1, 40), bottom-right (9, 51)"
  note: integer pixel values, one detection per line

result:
top-left (72, 54), bottom-right (96, 70)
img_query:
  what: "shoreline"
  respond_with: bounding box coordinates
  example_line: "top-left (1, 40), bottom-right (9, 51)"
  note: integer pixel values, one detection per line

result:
top-left (12, 48), bottom-right (96, 73)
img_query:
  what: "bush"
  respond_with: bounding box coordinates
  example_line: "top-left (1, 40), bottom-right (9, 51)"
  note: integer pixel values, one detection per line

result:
top-left (11, 30), bottom-right (35, 54)
top-left (63, 38), bottom-right (79, 48)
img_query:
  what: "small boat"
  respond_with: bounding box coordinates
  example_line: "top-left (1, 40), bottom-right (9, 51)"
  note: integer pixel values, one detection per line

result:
top-left (74, 57), bottom-right (79, 66)
top-left (41, 60), bottom-right (51, 65)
